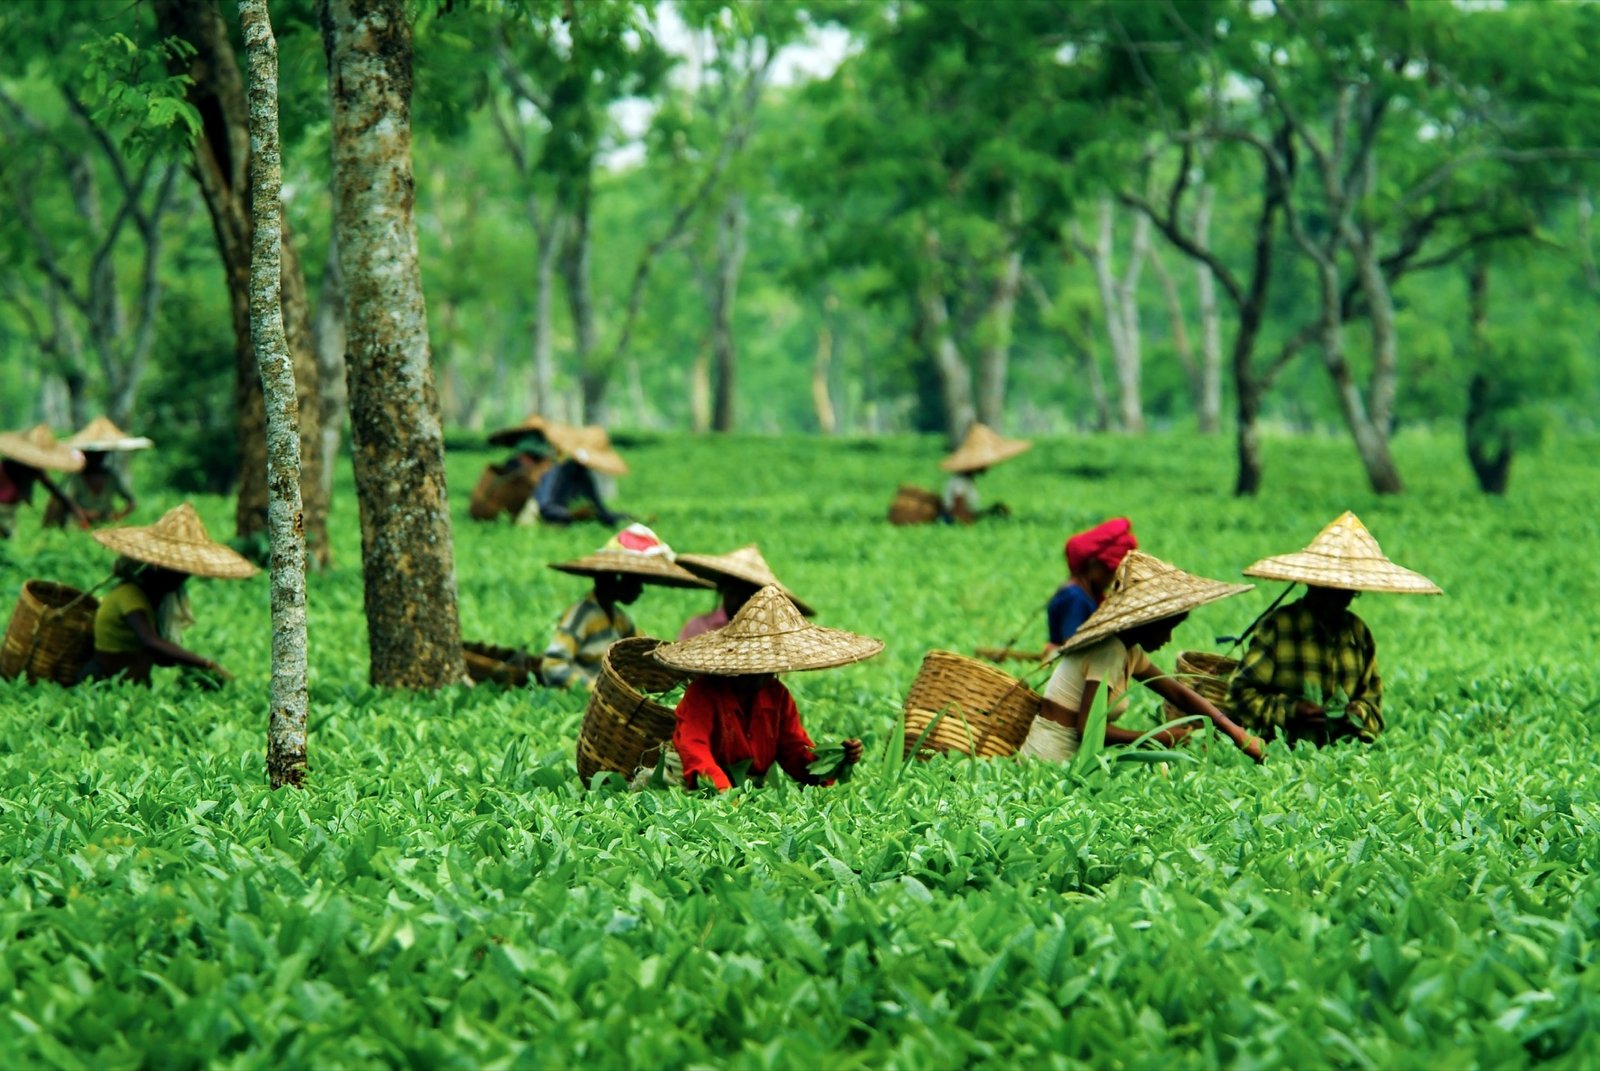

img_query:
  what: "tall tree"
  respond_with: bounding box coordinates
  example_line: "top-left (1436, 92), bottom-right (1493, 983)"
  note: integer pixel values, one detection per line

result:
top-left (0, 3), bottom-right (185, 433)
top-left (241, 0), bottom-right (308, 789)
top-left (152, 0), bottom-right (330, 564)
top-left (321, 0), bottom-right (464, 688)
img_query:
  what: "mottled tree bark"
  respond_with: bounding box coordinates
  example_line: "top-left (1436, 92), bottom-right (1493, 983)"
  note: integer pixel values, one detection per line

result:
top-left (811, 294), bottom-right (838, 435)
top-left (313, 230), bottom-right (347, 505)
top-left (152, 0), bottom-right (329, 567)
top-left (242, 0), bottom-right (308, 790)
top-left (917, 230), bottom-right (976, 445)
top-left (321, 0), bottom-right (464, 688)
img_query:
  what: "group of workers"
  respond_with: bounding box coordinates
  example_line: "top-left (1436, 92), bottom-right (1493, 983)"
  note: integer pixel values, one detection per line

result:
top-left (0, 418), bottom-right (256, 686)
top-left (469, 416), bottom-right (628, 527)
top-left (4, 410), bottom-right (1442, 794)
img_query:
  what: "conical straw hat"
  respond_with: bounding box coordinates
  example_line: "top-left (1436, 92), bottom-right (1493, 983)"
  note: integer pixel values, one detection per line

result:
top-left (674, 544), bottom-right (815, 616)
top-left (549, 523), bottom-right (712, 589)
top-left (1060, 551), bottom-right (1253, 654)
top-left (939, 423), bottom-right (1032, 473)
top-left (0, 424), bottom-right (85, 473)
top-left (66, 416), bottom-right (153, 452)
top-left (652, 585), bottom-right (883, 675)
top-left (1243, 511), bottom-right (1442, 595)
top-left (547, 424), bottom-right (629, 476)
top-left (92, 503), bottom-right (260, 580)
top-left (487, 414), bottom-right (561, 448)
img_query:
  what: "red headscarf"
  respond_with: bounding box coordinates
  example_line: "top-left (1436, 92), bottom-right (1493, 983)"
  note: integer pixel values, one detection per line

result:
top-left (1065, 517), bottom-right (1137, 575)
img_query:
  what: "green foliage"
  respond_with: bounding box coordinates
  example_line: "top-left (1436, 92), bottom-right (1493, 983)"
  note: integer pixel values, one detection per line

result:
top-left (76, 32), bottom-right (200, 158)
top-left (3, 433), bottom-right (1600, 1065)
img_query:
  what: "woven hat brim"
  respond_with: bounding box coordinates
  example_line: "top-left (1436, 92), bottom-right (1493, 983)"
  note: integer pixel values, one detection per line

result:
top-left (487, 418), bottom-right (560, 447)
top-left (652, 626), bottom-right (884, 675)
top-left (674, 554), bottom-right (815, 616)
top-left (544, 425), bottom-right (630, 475)
top-left (939, 438), bottom-right (1031, 473)
top-left (549, 552), bottom-right (713, 589)
top-left (1060, 578), bottom-right (1253, 654)
top-left (71, 436), bottom-right (153, 452)
top-left (92, 527), bottom-right (260, 579)
top-left (0, 433), bottom-right (84, 473)
top-left (1244, 554), bottom-right (1442, 595)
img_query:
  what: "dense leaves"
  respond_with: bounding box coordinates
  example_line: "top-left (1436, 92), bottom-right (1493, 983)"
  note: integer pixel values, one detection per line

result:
top-left (2, 433), bottom-right (1598, 1066)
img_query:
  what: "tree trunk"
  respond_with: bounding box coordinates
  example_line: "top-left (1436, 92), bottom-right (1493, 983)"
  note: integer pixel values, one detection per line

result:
top-left (1113, 208), bottom-right (1149, 434)
top-left (321, 0), bottom-right (464, 688)
top-left (242, 0), bottom-right (308, 790)
top-left (976, 228), bottom-right (1022, 428)
top-left (917, 229), bottom-right (976, 445)
top-left (1194, 186), bottom-right (1223, 435)
top-left (313, 229), bottom-right (347, 505)
top-left (562, 186), bottom-right (605, 424)
top-left (532, 211), bottom-right (562, 416)
top-left (710, 192), bottom-right (747, 433)
top-left (1148, 242), bottom-right (1201, 421)
top-left (1312, 260), bottom-right (1404, 494)
top-left (1464, 261), bottom-right (1512, 494)
top-left (153, 0), bottom-right (328, 566)
top-left (690, 346), bottom-right (711, 433)
top-left (811, 295), bottom-right (837, 435)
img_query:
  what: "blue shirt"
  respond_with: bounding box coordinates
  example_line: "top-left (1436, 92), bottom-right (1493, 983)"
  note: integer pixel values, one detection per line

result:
top-left (1047, 582), bottom-right (1097, 645)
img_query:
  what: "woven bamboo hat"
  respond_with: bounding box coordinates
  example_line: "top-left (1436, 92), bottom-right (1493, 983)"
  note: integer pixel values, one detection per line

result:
top-left (1243, 511), bottom-right (1442, 595)
top-left (66, 416), bottom-right (153, 452)
top-left (0, 424), bottom-right (85, 473)
top-left (652, 585), bottom-right (883, 675)
top-left (487, 414), bottom-right (560, 448)
top-left (549, 523), bottom-right (712, 589)
top-left (547, 424), bottom-right (629, 476)
top-left (1060, 551), bottom-right (1253, 654)
top-left (940, 423), bottom-right (1032, 473)
top-left (675, 544), bottom-right (816, 616)
top-left (93, 503), bottom-right (260, 580)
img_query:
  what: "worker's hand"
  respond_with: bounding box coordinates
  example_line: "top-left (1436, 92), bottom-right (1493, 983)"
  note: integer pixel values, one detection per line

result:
top-left (1293, 700), bottom-right (1326, 729)
top-left (840, 738), bottom-right (863, 765)
top-left (1156, 724), bottom-right (1194, 747)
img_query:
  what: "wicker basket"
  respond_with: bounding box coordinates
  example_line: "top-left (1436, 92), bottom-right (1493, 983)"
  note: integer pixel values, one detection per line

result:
top-left (888, 484), bottom-right (941, 526)
top-left (1, 580), bottom-right (100, 687)
top-left (463, 641), bottom-right (539, 687)
top-left (468, 459), bottom-right (546, 522)
top-left (1161, 650), bottom-right (1240, 721)
top-left (576, 637), bottom-right (691, 785)
top-left (902, 649), bottom-right (1041, 760)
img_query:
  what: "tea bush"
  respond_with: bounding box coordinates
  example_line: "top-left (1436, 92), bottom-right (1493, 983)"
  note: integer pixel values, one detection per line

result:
top-left (2, 431), bottom-right (1597, 1068)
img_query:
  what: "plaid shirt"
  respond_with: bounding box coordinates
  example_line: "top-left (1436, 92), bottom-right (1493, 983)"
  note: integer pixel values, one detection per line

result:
top-left (541, 594), bottom-right (637, 690)
top-left (1227, 598), bottom-right (1383, 741)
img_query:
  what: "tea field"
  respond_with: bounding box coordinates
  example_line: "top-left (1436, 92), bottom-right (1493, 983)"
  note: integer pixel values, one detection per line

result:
top-left (3, 431), bottom-right (1599, 1068)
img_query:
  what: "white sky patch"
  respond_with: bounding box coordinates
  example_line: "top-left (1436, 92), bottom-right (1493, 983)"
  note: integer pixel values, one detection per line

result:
top-left (604, 1), bottom-right (851, 169)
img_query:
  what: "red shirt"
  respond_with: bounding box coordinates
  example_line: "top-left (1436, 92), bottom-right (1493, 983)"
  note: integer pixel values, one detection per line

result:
top-left (673, 676), bottom-right (820, 791)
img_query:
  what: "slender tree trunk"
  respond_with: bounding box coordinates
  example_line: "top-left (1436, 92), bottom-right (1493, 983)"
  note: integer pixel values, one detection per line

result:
top-left (321, 0), bottom-right (464, 688)
top-left (690, 346), bottom-right (712, 433)
top-left (1148, 242), bottom-right (1201, 420)
top-left (1194, 187), bottom-right (1223, 434)
top-left (917, 229), bottom-right (976, 445)
top-left (314, 229), bottom-right (347, 505)
top-left (1464, 260), bottom-right (1512, 494)
top-left (1078, 200), bottom-right (1146, 432)
top-left (242, 0), bottom-right (308, 790)
top-left (532, 213), bottom-right (562, 416)
top-left (811, 295), bottom-right (837, 435)
top-left (153, 0), bottom-right (328, 565)
top-left (976, 224), bottom-right (1022, 428)
top-left (710, 192), bottom-right (747, 433)
top-left (1311, 259), bottom-right (1404, 494)
top-left (562, 188), bottom-right (604, 424)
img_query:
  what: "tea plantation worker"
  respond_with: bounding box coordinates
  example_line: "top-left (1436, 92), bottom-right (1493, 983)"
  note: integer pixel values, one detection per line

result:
top-left (0, 424), bottom-right (88, 538)
top-left (471, 415), bottom-right (558, 523)
top-left (1227, 511), bottom-right (1442, 745)
top-left (532, 424), bottom-right (630, 526)
top-left (1021, 551), bottom-right (1264, 763)
top-left (542, 523), bottom-right (712, 690)
top-left (44, 417), bottom-right (151, 528)
top-left (638, 584), bottom-right (883, 791)
top-left (939, 423), bottom-right (1031, 524)
top-left (674, 544), bottom-right (816, 641)
top-left (79, 503), bottom-right (258, 685)
top-left (1047, 517), bottom-right (1138, 653)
